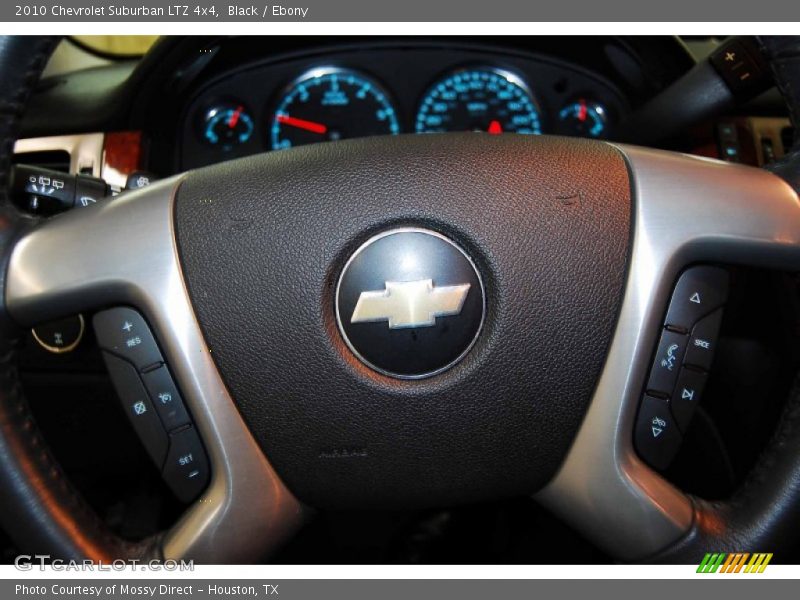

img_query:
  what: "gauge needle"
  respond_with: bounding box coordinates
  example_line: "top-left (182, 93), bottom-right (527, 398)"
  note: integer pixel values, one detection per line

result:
top-left (276, 114), bottom-right (328, 134)
top-left (578, 100), bottom-right (588, 122)
top-left (488, 120), bottom-right (503, 135)
top-left (228, 106), bottom-right (244, 128)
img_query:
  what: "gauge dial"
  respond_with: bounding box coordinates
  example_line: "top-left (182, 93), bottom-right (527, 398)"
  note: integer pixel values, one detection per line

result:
top-left (270, 68), bottom-right (400, 150)
top-left (558, 99), bottom-right (608, 138)
top-left (415, 68), bottom-right (542, 135)
top-left (203, 103), bottom-right (254, 149)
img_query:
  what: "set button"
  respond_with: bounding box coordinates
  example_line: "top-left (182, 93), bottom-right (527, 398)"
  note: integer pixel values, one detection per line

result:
top-left (163, 427), bottom-right (210, 503)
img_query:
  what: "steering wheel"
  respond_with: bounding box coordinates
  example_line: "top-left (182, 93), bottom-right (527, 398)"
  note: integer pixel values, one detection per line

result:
top-left (1, 36), bottom-right (800, 564)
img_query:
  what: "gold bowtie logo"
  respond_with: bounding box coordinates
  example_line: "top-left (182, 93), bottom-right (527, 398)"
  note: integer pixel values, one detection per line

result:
top-left (351, 279), bottom-right (471, 329)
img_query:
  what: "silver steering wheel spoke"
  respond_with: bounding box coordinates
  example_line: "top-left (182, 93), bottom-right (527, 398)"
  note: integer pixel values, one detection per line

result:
top-left (5, 177), bottom-right (304, 562)
top-left (537, 144), bottom-right (800, 560)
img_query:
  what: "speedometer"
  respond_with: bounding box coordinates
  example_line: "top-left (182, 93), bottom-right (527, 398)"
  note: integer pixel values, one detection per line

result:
top-left (415, 68), bottom-right (542, 135)
top-left (270, 67), bottom-right (400, 151)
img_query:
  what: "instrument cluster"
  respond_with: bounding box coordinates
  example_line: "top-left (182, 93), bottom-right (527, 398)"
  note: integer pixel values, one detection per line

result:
top-left (180, 45), bottom-right (626, 169)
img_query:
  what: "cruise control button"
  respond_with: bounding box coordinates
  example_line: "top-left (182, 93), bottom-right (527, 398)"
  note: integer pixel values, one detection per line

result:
top-left (664, 267), bottom-right (729, 332)
top-left (102, 352), bottom-right (168, 468)
top-left (684, 309), bottom-right (724, 371)
top-left (671, 368), bottom-right (708, 432)
top-left (141, 366), bottom-right (191, 431)
top-left (647, 329), bottom-right (688, 396)
top-left (634, 395), bottom-right (682, 471)
top-left (163, 426), bottom-right (210, 503)
top-left (93, 307), bottom-right (163, 371)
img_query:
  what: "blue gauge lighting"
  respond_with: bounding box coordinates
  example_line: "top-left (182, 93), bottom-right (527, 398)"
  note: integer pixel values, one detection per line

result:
top-left (558, 99), bottom-right (608, 138)
top-left (415, 68), bottom-right (542, 135)
top-left (204, 104), bottom-right (255, 149)
top-left (271, 68), bottom-right (400, 151)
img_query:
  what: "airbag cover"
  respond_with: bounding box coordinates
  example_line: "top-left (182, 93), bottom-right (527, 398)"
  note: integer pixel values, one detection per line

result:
top-left (174, 133), bottom-right (631, 509)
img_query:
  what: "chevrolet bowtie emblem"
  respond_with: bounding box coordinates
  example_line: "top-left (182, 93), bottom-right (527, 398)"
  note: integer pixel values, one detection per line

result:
top-left (351, 279), bottom-right (471, 329)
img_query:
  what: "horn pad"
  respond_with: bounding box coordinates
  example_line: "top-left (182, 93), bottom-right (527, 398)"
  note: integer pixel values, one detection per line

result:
top-left (174, 134), bottom-right (631, 509)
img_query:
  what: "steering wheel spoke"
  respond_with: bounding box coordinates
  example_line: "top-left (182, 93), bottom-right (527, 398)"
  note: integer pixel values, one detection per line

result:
top-left (537, 144), bottom-right (800, 560)
top-left (6, 178), bottom-right (304, 562)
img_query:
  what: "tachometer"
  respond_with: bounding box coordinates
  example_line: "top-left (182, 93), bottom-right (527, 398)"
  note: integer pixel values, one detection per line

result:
top-left (270, 68), bottom-right (400, 151)
top-left (415, 68), bottom-right (542, 135)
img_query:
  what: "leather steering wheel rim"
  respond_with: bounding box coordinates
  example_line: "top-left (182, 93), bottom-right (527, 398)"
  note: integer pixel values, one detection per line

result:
top-left (0, 36), bottom-right (160, 560)
top-left (648, 35), bottom-right (800, 562)
top-left (0, 35), bottom-right (799, 563)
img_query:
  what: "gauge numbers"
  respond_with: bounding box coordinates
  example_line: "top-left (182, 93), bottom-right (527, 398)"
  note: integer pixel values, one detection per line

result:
top-left (271, 68), bottom-right (400, 151)
top-left (415, 68), bottom-right (542, 135)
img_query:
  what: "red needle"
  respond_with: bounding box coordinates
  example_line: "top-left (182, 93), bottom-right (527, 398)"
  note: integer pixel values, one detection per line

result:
top-left (276, 114), bottom-right (328, 134)
top-left (578, 100), bottom-right (588, 123)
top-left (228, 106), bottom-right (244, 128)
top-left (488, 120), bottom-right (503, 135)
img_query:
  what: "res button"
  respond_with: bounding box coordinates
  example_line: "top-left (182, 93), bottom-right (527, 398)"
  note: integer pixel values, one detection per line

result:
top-left (93, 307), bottom-right (163, 371)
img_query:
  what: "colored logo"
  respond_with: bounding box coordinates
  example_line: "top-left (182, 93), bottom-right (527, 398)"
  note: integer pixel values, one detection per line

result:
top-left (697, 553), bottom-right (773, 573)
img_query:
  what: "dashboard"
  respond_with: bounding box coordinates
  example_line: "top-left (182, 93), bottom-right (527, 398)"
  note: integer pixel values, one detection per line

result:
top-left (16, 36), bottom-right (792, 190)
top-left (179, 43), bottom-right (629, 170)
